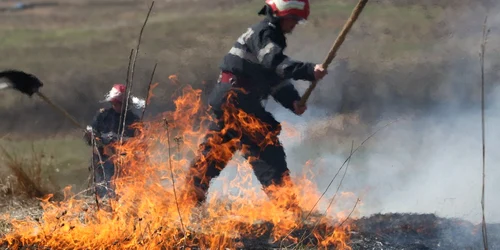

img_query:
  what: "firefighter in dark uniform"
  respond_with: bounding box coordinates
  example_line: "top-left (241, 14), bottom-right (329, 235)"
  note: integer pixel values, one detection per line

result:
top-left (84, 84), bottom-right (141, 199)
top-left (185, 0), bottom-right (328, 211)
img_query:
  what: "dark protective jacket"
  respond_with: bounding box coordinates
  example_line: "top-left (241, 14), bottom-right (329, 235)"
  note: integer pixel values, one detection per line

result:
top-left (217, 10), bottom-right (317, 112)
top-left (85, 107), bottom-right (140, 157)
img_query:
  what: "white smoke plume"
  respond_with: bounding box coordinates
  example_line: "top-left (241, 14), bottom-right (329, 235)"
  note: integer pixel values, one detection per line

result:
top-left (268, 3), bottom-right (500, 225)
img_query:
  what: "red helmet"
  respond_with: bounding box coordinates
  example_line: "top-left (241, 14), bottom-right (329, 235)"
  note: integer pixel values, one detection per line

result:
top-left (103, 84), bottom-right (126, 103)
top-left (265, 0), bottom-right (310, 21)
top-left (100, 83), bottom-right (146, 109)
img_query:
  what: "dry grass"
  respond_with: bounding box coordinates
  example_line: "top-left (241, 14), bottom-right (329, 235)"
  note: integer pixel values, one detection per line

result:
top-left (0, 138), bottom-right (89, 236)
top-left (0, 144), bottom-right (61, 199)
top-left (0, 135), bottom-right (90, 192)
top-left (0, 197), bottom-right (43, 237)
top-left (0, 144), bottom-right (63, 237)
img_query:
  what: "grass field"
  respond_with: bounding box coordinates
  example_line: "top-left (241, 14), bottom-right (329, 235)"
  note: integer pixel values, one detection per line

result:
top-left (1, 0), bottom-right (500, 244)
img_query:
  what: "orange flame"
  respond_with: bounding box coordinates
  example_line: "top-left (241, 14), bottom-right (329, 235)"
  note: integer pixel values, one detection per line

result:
top-left (146, 82), bottom-right (159, 105)
top-left (1, 76), bottom-right (358, 249)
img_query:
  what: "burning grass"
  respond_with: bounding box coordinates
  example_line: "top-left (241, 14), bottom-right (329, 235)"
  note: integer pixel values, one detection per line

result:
top-left (1, 1), bottom-right (498, 248)
top-left (0, 80), bottom-right (359, 249)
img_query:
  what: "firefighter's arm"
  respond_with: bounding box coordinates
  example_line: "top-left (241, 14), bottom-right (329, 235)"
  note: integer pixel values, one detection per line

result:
top-left (84, 109), bottom-right (104, 145)
top-left (252, 29), bottom-right (316, 81)
top-left (83, 126), bottom-right (93, 145)
top-left (270, 80), bottom-right (301, 113)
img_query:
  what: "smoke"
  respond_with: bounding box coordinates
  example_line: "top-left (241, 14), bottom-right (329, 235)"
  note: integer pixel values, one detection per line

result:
top-left (276, 102), bottom-right (500, 224)
top-left (263, 3), bottom-right (500, 225)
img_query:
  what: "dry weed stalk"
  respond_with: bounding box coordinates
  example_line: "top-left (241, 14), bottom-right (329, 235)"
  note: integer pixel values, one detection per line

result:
top-left (90, 129), bottom-right (105, 210)
top-left (118, 48), bottom-right (136, 138)
top-left (120, 1), bottom-right (155, 141)
top-left (479, 14), bottom-right (490, 250)
top-left (292, 141), bottom-right (356, 249)
top-left (163, 119), bottom-right (187, 246)
top-left (278, 117), bottom-right (404, 248)
top-left (141, 62), bottom-right (158, 121)
top-left (116, 1), bottom-right (155, 179)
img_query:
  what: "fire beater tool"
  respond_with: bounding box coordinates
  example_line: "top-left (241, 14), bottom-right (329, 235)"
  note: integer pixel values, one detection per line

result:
top-left (0, 69), bottom-right (85, 130)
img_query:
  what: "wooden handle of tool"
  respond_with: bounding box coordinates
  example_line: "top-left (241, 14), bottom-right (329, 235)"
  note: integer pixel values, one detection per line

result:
top-left (35, 92), bottom-right (85, 130)
top-left (298, 0), bottom-right (369, 107)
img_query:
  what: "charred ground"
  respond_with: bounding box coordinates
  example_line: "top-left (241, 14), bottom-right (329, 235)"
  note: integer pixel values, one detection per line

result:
top-left (1, 199), bottom-right (499, 250)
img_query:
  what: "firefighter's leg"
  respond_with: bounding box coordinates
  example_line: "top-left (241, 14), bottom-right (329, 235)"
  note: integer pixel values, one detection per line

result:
top-left (93, 160), bottom-right (107, 198)
top-left (243, 139), bottom-right (301, 215)
top-left (185, 120), bottom-right (239, 205)
top-left (102, 159), bottom-right (116, 198)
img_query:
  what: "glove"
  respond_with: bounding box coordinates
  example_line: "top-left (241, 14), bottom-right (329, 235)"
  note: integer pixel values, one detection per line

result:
top-left (100, 132), bottom-right (119, 145)
top-left (83, 126), bottom-right (93, 145)
top-left (100, 132), bottom-right (131, 145)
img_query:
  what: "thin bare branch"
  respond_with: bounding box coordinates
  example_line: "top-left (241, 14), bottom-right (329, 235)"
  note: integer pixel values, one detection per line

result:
top-left (116, 1), bottom-right (155, 179)
top-left (338, 198), bottom-right (361, 228)
top-left (307, 117), bottom-right (402, 219)
top-left (118, 48), bottom-right (135, 138)
top-left (115, 48), bottom-right (136, 181)
top-left (280, 116), bottom-right (405, 248)
top-left (292, 140), bottom-right (355, 248)
top-left (90, 133), bottom-right (100, 211)
top-left (480, 14), bottom-right (490, 250)
top-left (120, 1), bottom-right (155, 142)
top-left (141, 62), bottom-right (158, 121)
top-left (164, 119), bottom-right (187, 246)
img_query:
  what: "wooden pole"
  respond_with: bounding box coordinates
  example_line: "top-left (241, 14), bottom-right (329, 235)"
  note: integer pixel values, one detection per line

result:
top-left (298, 0), bottom-right (369, 106)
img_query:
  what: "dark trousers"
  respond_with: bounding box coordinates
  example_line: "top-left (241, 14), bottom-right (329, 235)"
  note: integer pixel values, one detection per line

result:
top-left (186, 83), bottom-right (297, 207)
top-left (92, 154), bottom-right (116, 198)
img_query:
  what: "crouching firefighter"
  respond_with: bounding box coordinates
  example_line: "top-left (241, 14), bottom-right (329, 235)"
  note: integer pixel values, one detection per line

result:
top-left (84, 84), bottom-right (143, 199)
top-left (184, 0), bottom-right (328, 213)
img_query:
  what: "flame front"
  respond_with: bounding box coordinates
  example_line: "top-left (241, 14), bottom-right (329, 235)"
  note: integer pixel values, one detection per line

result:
top-left (1, 77), bottom-right (358, 249)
